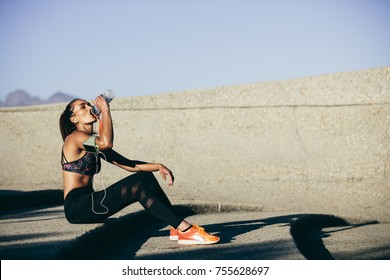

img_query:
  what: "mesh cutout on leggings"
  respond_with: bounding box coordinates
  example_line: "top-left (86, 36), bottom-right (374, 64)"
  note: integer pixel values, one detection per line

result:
top-left (129, 181), bottom-right (156, 210)
top-left (121, 185), bottom-right (128, 202)
top-left (140, 188), bottom-right (155, 209)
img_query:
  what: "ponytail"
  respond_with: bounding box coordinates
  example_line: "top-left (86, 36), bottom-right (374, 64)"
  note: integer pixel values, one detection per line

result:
top-left (59, 99), bottom-right (78, 141)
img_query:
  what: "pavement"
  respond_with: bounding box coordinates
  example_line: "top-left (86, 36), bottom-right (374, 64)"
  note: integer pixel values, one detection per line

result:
top-left (0, 190), bottom-right (389, 260)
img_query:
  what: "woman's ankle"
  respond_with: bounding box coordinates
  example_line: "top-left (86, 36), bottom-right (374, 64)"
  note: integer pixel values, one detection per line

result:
top-left (177, 221), bottom-right (192, 232)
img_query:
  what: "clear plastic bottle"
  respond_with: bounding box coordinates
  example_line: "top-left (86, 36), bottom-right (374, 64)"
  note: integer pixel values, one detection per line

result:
top-left (91, 89), bottom-right (115, 115)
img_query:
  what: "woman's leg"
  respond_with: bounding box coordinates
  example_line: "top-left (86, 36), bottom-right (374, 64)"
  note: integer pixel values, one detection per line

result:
top-left (65, 172), bottom-right (219, 244)
top-left (93, 172), bottom-right (185, 228)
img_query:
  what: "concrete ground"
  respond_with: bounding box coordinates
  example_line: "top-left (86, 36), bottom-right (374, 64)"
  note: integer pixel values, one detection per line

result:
top-left (0, 190), bottom-right (389, 260)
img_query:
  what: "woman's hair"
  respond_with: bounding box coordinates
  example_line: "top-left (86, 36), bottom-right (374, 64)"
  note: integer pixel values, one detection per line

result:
top-left (59, 99), bottom-right (78, 141)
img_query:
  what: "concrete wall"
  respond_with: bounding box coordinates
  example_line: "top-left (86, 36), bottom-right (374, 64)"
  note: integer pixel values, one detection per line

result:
top-left (1, 67), bottom-right (389, 222)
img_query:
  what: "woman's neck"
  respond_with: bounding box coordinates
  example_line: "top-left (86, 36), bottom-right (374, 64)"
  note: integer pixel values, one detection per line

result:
top-left (77, 123), bottom-right (93, 134)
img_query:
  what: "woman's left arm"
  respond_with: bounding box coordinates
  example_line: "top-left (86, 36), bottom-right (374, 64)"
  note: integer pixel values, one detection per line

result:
top-left (102, 149), bottom-right (174, 186)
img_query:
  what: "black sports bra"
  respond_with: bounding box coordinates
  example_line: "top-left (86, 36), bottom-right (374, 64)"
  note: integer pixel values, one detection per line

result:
top-left (61, 150), bottom-right (100, 176)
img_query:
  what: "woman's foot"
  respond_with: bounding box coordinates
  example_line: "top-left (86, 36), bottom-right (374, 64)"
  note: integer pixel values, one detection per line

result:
top-left (177, 224), bottom-right (220, 245)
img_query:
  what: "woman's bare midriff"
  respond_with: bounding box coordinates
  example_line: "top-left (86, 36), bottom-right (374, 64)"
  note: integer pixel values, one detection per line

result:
top-left (62, 171), bottom-right (93, 198)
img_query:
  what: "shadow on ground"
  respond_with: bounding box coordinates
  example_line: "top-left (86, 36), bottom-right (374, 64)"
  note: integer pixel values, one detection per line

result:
top-left (56, 207), bottom-right (383, 260)
top-left (0, 189), bottom-right (387, 260)
top-left (0, 189), bottom-right (63, 211)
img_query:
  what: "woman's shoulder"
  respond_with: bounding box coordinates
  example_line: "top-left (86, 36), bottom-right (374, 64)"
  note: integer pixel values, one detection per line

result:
top-left (64, 131), bottom-right (91, 147)
top-left (64, 130), bottom-right (97, 149)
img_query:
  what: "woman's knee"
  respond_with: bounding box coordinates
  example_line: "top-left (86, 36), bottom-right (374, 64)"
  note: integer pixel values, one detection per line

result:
top-left (122, 172), bottom-right (159, 194)
top-left (122, 171), bottom-right (154, 184)
top-left (138, 171), bottom-right (158, 184)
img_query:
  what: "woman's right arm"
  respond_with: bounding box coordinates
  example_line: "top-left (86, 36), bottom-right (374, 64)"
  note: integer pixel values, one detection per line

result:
top-left (93, 95), bottom-right (113, 150)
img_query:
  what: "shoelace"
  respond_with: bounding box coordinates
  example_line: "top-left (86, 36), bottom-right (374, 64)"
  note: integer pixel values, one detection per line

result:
top-left (192, 225), bottom-right (206, 233)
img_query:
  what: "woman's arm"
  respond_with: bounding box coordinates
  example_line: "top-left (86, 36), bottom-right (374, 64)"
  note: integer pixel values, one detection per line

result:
top-left (102, 149), bottom-right (174, 186)
top-left (94, 95), bottom-right (113, 150)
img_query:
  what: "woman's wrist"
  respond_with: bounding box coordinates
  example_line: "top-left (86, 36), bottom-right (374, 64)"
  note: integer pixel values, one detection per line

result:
top-left (100, 107), bottom-right (110, 114)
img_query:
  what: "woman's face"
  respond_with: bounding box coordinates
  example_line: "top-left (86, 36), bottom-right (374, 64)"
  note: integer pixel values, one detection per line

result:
top-left (70, 99), bottom-right (96, 125)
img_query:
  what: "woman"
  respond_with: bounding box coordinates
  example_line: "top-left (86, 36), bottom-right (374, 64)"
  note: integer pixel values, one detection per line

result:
top-left (59, 96), bottom-right (219, 245)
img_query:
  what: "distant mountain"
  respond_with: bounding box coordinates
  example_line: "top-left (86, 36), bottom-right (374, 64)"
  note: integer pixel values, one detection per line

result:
top-left (46, 92), bottom-right (77, 104)
top-left (0, 90), bottom-right (77, 107)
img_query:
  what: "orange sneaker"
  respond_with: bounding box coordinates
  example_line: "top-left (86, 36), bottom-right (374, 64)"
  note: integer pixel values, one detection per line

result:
top-left (177, 224), bottom-right (220, 245)
top-left (169, 226), bottom-right (178, 241)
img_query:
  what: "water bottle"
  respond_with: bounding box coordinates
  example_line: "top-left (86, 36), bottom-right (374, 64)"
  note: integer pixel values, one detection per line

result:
top-left (91, 89), bottom-right (115, 115)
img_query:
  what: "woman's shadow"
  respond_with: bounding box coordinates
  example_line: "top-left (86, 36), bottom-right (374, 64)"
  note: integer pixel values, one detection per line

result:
top-left (56, 205), bottom-right (380, 260)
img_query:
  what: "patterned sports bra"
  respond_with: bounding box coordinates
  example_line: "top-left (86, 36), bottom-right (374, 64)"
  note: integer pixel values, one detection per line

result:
top-left (61, 149), bottom-right (101, 176)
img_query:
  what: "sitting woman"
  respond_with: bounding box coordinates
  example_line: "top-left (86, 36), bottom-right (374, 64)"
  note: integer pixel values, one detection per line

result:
top-left (59, 96), bottom-right (219, 245)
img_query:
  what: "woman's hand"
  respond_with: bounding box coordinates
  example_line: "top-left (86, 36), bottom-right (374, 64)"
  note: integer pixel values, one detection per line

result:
top-left (93, 95), bottom-right (110, 115)
top-left (159, 164), bottom-right (174, 187)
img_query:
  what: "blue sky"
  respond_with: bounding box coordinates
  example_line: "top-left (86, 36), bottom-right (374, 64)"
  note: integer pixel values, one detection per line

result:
top-left (1, 0), bottom-right (389, 101)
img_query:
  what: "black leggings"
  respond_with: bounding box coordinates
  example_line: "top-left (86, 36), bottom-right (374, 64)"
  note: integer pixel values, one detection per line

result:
top-left (64, 172), bottom-right (183, 227)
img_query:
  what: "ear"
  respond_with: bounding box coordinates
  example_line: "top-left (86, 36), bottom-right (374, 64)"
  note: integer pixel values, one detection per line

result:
top-left (70, 117), bottom-right (78, 124)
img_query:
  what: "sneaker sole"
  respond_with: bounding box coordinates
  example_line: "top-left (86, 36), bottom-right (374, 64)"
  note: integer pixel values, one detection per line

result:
top-left (169, 236), bottom-right (178, 241)
top-left (178, 238), bottom-right (220, 245)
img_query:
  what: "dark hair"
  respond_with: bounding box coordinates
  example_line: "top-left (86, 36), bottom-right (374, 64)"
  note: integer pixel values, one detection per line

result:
top-left (59, 99), bottom-right (78, 141)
